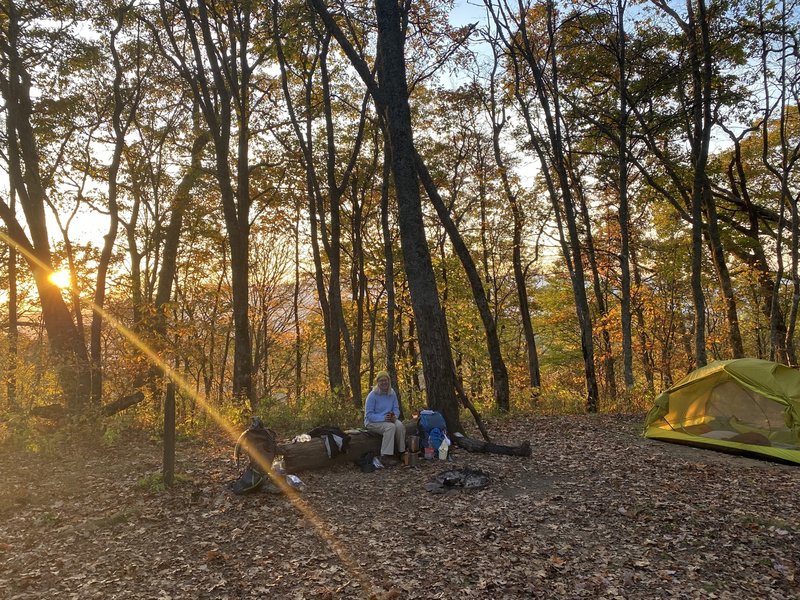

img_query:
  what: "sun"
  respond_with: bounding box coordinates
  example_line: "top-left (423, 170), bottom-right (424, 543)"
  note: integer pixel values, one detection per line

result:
top-left (48, 269), bottom-right (72, 290)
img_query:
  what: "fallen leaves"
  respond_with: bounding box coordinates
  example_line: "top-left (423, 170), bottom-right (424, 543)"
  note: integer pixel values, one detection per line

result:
top-left (0, 414), bottom-right (798, 599)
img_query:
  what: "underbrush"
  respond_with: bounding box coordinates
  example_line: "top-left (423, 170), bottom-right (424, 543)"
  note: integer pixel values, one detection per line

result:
top-left (0, 378), bottom-right (654, 459)
top-left (258, 390), bottom-right (363, 435)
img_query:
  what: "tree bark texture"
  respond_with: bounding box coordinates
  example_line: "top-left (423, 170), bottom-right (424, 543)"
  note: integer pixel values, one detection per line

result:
top-left (374, 0), bottom-right (462, 432)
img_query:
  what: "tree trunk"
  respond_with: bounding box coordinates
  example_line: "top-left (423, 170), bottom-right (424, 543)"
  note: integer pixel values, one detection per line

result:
top-left (0, 4), bottom-right (90, 409)
top-left (488, 0), bottom-right (599, 410)
top-left (486, 64), bottom-right (540, 389)
top-left (512, 0), bottom-right (599, 410)
top-left (380, 138), bottom-right (401, 413)
top-left (374, 0), bottom-right (462, 432)
top-left (413, 151), bottom-right (511, 412)
top-left (724, 128), bottom-right (792, 364)
top-left (6, 157), bottom-right (18, 409)
top-left (702, 189), bottom-right (745, 358)
top-left (90, 14), bottom-right (130, 405)
top-left (631, 246), bottom-right (655, 394)
top-left (305, 0), bottom-right (465, 433)
top-left (273, 19), bottom-right (347, 397)
top-left (686, 0), bottom-right (712, 367)
top-left (149, 129), bottom-right (211, 397)
top-left (572, 173), bottom-right (617, 400)
top-left (616, 0), bottom-right (635, 390)
top-left (293, 199), bottom-right (303, 404)
top-left (161, 0), bottom-right (257, 407)
top-left (348, 176), bottom-right (369, 409)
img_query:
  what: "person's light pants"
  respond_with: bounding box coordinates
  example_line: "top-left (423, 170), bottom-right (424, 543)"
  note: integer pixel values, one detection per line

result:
top-left (366, 420), bottom-right (406, 456)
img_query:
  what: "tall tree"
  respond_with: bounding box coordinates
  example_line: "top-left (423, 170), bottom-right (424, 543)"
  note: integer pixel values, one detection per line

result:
top-left (273, 3), bottom-right (372, 405)
top-left (615, 0), bottom-right (634, 389)
top-left (488, 0), bottom-right (600, 411)
top-left (154, 0), bottom-right (270, 406)
top-left (413, 149), bottom-right (511, 411)
top-left (755, 0), bottom-right (799, 364)
top-left (308, 0), bottom-right (464, 431)
top-left (0, 0), bottom-right (92, 409)
top-left (90, 4), bottom-right (145, 404)
top-left (646, 0), bottom-right (746, 366)
top-left (484, 49), bottom-right (541, 389)
top-left (412, 84), bottom-right (512, 411)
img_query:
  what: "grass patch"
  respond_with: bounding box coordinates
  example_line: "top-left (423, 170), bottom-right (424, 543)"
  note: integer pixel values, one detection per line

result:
top-left (136, 471), bottom-right (190, 493)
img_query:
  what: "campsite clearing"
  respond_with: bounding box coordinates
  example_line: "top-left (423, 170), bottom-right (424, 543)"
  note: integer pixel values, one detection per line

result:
top-left (1, 414), bottom-right (797, 599)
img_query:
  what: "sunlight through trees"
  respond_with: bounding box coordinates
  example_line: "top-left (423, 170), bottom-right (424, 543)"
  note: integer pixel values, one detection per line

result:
top-left (0, 0), bottom-right (798, 438)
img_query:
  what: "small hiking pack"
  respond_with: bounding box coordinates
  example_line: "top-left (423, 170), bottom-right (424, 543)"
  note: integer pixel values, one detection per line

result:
top-left (230, 417), bottom-right (278, 495)
top-left (418, 410), bottom-right (447, 451)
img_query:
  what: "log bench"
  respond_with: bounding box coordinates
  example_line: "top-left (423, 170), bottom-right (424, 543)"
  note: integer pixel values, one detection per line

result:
top-left (277, 421), bottom-right (418, 473)
top-left (277, 421), bottom-right (531, 473)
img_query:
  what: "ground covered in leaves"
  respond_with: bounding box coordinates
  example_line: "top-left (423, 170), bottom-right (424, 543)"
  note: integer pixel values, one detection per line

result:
top-left (1, 414), bottom-right (798, 599)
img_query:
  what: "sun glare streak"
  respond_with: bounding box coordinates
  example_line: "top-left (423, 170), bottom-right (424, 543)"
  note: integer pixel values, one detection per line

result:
top-left (0, 231), bottom-right (376, 598)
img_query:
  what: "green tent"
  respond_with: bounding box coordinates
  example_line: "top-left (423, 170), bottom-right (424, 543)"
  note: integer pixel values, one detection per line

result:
top-left (644, 358), bottom-right (800, 464)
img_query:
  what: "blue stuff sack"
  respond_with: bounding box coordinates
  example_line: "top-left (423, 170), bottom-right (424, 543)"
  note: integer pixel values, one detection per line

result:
top-left (418, 410), bottom-right (447, 450)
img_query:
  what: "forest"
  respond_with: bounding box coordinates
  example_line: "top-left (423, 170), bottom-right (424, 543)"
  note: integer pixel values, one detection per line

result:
top-left (0, 0), bottom-right (799, 441)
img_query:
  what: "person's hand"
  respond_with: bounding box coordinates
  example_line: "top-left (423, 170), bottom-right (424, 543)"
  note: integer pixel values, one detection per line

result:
top-left (385, 411), bottom-right (395, 422)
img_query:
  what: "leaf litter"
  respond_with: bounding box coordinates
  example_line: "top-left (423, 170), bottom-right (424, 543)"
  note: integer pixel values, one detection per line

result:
top-left (0, 413), bottom-right (798, 599)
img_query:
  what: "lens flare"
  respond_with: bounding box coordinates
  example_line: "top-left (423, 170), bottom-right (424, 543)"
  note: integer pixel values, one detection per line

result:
top-left (0, 230), bottom-right (375, 596)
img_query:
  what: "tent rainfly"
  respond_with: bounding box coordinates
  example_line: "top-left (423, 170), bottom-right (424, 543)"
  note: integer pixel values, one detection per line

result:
top-left (644, 358), bottom-right (800, 464)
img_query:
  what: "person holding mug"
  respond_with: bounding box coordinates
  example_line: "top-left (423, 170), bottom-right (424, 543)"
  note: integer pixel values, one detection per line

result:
top-left (364, 370), bottom-right (406, 465)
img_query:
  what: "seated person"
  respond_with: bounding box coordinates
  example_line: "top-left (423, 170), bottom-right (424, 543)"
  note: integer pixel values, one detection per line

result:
top-left (364, 371), bottom-right (406, 464)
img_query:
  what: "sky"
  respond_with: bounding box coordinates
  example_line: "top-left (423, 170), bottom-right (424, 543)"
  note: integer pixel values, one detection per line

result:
top-left (449, 0), bottom-right (487, 27)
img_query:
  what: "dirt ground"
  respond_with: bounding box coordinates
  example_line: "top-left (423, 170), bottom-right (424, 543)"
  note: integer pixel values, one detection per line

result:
top-left (1, 414), bottom-right (798, 599)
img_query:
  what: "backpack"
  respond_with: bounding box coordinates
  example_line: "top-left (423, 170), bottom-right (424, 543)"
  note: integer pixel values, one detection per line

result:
top-left (418, 410), bottom-right (447, 451)
top-left (231, 417), bottom-right (278, 494)
top-left (229, 467), bottom-right (265, 495)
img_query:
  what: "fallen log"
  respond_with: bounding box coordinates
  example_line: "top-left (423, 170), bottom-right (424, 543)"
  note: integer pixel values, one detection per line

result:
top-left (277, 422), bottom-right (418, 473)
top-left (276, 421), bottom-right (530, 473)
top-left (29, 391), bottom-right (147, 421)
top-left (102, 391), bottom-right (145, 416)
top-left (451, 432), bottom-right (532, 457)
top-left (278, 430), bottom-right (378, 473)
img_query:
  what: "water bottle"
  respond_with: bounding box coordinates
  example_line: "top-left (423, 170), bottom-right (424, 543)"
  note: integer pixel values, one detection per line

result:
top-left (438, 440), bottom-right (448, 460)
